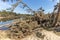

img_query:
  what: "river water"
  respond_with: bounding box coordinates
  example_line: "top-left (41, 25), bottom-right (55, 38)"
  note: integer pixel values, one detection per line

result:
top-left (0, 20), bottom-right (13, 30)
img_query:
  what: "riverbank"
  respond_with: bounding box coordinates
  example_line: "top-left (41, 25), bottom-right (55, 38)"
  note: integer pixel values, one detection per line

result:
top-left (0, 19), bottom-right (60, 40)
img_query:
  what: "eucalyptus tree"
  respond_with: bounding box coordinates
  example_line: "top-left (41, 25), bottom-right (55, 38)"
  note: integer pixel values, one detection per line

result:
top-left (2, 0), bottom-right (34, 13)
top-left (2, 0), bottom-right (60, 28)
top-left (50, 0), bottom-right (60, 27)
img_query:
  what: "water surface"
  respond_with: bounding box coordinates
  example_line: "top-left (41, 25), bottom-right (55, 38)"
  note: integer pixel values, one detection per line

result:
top-left (0, 20), bottom-right (13, 30)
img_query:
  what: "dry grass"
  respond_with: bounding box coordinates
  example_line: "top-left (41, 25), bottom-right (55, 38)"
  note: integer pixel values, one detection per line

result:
top-left (0, 30), bottom-right (11, 40)
top-left (0, 29), bottom-right (60, 40)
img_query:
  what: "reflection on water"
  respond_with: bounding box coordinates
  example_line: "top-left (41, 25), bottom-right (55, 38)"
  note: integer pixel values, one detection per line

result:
top-left (0, 26), bottom-right (10, 30)
top-left (0, 20), bottom-right (13, 30)
top-left (0, 20), bottom-right (13, 25)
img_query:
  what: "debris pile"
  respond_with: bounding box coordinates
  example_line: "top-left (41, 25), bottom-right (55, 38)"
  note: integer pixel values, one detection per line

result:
top-left (6, 12), bottom-right (60, 40)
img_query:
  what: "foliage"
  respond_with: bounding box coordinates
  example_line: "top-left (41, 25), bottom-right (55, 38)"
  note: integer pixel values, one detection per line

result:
top-left (1, 0), bottom-right (60, 39)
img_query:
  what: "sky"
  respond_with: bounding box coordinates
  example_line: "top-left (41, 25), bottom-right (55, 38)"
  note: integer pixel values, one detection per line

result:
top-left (0, 0), bottom-right (59, 14)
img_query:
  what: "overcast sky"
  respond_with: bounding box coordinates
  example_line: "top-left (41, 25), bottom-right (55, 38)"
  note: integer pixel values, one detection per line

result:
top-left (0, 0), bottom-right (59, 14)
